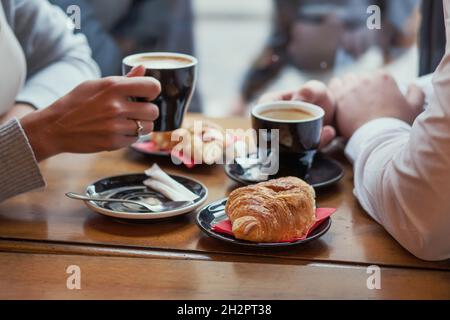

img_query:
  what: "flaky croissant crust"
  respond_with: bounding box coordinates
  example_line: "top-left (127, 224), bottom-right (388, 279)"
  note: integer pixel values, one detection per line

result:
top-left (225, 177), bottom-right (316, 243)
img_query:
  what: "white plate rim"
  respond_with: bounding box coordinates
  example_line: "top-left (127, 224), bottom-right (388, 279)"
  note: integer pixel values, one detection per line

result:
top-left (84, 175), bottom-right (208, 220)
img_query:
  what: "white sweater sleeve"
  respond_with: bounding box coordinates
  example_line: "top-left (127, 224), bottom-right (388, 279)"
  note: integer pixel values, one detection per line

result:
top-left (344, 0), bottom-right (450, 261)
top-left (10, 0), bottom-right (100, 109)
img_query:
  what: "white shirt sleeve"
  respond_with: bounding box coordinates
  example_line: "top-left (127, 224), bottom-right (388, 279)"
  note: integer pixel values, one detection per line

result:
top-left (344, 0), bottom-right (450, 261)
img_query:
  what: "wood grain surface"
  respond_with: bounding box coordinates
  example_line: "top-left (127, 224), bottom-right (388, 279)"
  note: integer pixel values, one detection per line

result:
top-left (0, 116), bottom-right (449, 274)
top-left (0, 252), bottom-right (449, 300)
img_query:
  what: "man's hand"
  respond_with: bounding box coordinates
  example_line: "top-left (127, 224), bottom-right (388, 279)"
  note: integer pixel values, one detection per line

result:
top-left (230, 96), bottom-right (248, 116)
top-left (259, 80), bottom-right (337, 148)
top-left (329, 71), bottom-right (425, 139)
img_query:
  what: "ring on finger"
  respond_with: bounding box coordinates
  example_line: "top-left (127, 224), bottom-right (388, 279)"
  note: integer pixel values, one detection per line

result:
top-left (134, 120), bottom-right (144, 137)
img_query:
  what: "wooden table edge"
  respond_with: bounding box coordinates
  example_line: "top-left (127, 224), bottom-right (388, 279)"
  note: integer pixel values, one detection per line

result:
top-left (1, 251), bottom-right (449, 300)
top-left (1, 238), bottom-right (448, 273)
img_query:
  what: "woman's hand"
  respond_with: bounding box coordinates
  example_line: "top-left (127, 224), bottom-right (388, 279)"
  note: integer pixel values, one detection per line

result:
top-left (259, 80), bottom-right (337, 148)
top-left (21, 66), bottom-right (161, 161)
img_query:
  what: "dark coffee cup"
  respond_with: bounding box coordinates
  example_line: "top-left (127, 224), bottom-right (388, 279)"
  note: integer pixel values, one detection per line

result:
top-left (122, 52), bottom-right (198, 132)
top-left (251, 101), bottom-right (324, 178)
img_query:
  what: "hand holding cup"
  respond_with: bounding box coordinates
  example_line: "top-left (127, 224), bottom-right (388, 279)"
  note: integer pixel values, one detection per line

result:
top-left (259, 80), bottom-right (337, 148)
top-left (21, 66), bottom-right (161, 161)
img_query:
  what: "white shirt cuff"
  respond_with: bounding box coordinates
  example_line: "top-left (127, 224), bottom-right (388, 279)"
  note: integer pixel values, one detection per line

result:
top-left (345, 118), bottom-right (411, 164)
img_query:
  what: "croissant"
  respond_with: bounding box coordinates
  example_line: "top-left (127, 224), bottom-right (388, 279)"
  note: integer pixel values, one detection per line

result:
top-left (225, 177), bottom-right (316, 243)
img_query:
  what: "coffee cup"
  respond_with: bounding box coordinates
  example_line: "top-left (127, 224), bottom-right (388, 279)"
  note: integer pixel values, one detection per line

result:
top-left (251, 101), bottom-right (325, 178)
top-left (122, 52), bottom-right (198, 132)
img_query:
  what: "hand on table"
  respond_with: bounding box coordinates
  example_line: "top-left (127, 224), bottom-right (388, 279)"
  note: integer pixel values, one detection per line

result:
top-left (259, 72), bottom-right (425, 147)
top-left (20, 65), bottom-right (161, 162)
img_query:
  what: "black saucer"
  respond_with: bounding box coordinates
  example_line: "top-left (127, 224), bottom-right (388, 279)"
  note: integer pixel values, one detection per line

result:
top-left (82, 174), bottom-right (208, 221)
top-left (196, 198), bottom-right (332, 248)
top-left (224, 153), bottom-right (344, 189)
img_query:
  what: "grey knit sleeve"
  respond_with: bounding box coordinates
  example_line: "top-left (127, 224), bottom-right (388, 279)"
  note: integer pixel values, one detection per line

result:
top-left (0, 119), bottom-right (45, 202)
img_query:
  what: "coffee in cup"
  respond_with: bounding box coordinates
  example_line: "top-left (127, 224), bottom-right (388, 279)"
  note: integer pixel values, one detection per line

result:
top-left (258, 108), bottom-right (315, 121)
top-left (251, 101), bottom-right (324, 178)
top-left (122, 52), bottom-right (198, 132)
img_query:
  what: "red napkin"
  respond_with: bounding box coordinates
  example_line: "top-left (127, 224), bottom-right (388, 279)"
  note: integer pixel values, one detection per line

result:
top-left (212, 208), bottom-right (336, 243)
top-left (170, 149), bottom-right (196, 169)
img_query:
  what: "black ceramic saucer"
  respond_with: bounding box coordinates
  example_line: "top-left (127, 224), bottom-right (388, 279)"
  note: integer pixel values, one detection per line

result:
top-left (82, 174), bottom-right (208, 221)
top-left (196, 198), bottom-right (331, 248)
top-left (224, 153), bottom-right (344, 189)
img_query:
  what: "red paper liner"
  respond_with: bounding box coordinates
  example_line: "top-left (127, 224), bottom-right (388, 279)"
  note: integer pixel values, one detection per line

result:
top-left (212, 208), bottom-right (336, 243)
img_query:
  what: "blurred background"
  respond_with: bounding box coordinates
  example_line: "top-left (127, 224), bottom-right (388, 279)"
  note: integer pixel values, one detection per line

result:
top-left (194, 0), bottom-right (420, 116)
top-left (194, 0), bottom-right (273, 116)
top-left (54, 0), bottom-right (422, 117)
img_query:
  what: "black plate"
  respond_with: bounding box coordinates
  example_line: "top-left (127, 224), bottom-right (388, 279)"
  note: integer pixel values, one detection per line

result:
top-left (84, 174), bottom-right (208, 220)
top-left (196, 198), bottom-right (332, 248)
top-left (225, 153), bottom-right (344, 189)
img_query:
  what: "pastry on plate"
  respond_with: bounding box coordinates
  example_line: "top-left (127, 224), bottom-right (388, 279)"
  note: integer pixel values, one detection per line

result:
top-left (172, 120), bottom-right (230, 164)
top-left (225, 177), bottom-right (316, 243)
top-left (149, 120), bottom-right (229, 164)
top-left (149, 131), bottom-right (178, 151)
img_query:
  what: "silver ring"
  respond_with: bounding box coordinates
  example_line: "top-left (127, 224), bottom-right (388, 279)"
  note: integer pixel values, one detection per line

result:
top-left (134, 120), bottom-right (144, 137)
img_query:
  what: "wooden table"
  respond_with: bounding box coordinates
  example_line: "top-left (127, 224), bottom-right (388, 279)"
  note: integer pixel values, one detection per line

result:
top-left (0, 116), bottom-right (449, 299)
